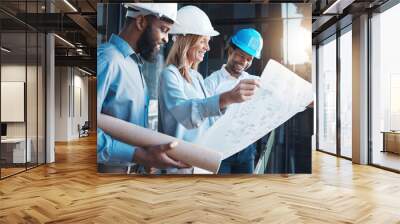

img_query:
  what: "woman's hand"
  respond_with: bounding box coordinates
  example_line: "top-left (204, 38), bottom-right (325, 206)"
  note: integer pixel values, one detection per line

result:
top-left (219, 79), bottom-right (260, 108)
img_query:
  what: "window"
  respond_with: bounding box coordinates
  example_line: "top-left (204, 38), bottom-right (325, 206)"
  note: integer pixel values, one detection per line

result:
top-left (371, 2), bottom-right (400, 171)
top-left (339, 28), bottom-right (352, 158)
top-left (317, 36), bottom-right (337, 154)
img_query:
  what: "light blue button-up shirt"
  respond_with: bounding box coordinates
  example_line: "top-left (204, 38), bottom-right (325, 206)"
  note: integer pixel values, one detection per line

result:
top-left (158, 64), bottom-right (222, 143)
top-left (97, 34), bottom-right (149, 164)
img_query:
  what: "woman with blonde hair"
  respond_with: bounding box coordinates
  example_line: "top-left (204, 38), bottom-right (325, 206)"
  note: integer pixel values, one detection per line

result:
top-left (158, 5), bottom-right (260, 173)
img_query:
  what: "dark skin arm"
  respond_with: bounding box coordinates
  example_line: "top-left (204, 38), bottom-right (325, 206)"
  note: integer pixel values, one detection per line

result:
top-left (133, 141), bottom-right (191, 171)
top-left (219, 79), bottom-right (261, 108)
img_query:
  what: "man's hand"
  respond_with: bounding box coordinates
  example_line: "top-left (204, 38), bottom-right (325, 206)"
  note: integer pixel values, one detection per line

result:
top-left (219, 79), bottom-right (260, 108)
top-left (133, 141), bottom-right (190, 169)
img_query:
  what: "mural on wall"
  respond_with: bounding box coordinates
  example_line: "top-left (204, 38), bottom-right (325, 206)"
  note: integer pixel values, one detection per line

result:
top-left (97, 3), bottom-right (313, 175)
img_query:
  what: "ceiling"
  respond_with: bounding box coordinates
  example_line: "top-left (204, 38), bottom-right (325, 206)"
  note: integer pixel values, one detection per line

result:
top-left (1, 0), bottom-right (396, 75)
top-left (0, 0), bottom-right (97, 74)
top-left (310, 0), bottom-right (390, 43)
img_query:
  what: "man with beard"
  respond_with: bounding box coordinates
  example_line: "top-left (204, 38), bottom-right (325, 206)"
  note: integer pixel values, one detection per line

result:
top-left (97, 3), bottom-right (188, 171)
top-left (205, 28), bottom-right (263, 174)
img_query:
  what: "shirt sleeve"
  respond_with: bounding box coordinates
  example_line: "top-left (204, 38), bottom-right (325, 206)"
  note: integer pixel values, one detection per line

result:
top-left (160, 67), bottom-right (223, 129)
top-left (204, 72), bottom-right (218, 96)
top-left (97, 53), bottom-right (135, 164)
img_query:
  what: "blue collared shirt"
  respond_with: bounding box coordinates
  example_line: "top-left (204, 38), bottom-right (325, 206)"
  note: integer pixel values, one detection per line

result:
top-left (158, 64), bottom-right (223, 142)
top-left (97, 34), bottom-right (149, 164)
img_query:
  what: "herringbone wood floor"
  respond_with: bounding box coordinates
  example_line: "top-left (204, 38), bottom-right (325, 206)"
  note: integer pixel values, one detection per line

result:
top-left (1, 135), bottom-right (400, 223)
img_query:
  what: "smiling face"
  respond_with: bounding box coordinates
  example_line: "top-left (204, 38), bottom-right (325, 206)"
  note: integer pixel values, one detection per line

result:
top-left (225, 46), bottom-right (254, 78)
top-left (187, 35), bottom-right (210, 65)
top-left (137, 16), bottom-right (173, 62)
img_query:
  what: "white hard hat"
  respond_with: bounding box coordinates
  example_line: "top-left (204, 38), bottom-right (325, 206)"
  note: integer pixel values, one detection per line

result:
top-left (124, 3), bottom-right (178, 23)
top-left (170, 5), bottom-right (219, 37)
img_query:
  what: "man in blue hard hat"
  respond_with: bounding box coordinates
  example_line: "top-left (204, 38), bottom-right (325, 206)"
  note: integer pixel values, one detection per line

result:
top-left (205, 28), bottom-right (263, 174)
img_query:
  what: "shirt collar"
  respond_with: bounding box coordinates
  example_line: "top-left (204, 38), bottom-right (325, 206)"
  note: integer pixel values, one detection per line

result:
top-left (109, 34), bottom-right (135, 58)
top-left (221, 64), bottom-right (244, 80)
top-left (131, 53), bottom-right (144, 68)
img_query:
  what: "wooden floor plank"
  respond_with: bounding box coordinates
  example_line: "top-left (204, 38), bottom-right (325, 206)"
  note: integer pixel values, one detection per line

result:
top-left (0, 135), bottom-right (399, 223)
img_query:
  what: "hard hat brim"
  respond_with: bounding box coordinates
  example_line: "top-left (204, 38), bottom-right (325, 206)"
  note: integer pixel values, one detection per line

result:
top-left (169, 5), bottom-right (219, 37)
top-left (124, 3), bottom-right (178, 24)
top-left (169, 29), bottom-right (219, 37)
top-left (232, 37), bottom-right (261, 59)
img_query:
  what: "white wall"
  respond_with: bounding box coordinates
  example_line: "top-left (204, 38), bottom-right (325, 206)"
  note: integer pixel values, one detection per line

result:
top-left (55, 66), bottom-right (69, 141)
top-left (54, 66), bottom-right (89, 141)
top-left (1, 65), bottom-right (38, 138)
top-left (71, 72), bottom-right (89, 139)
top-left (1, 65), bottom-right (26, 140)
top-left (1, 64), bottom-right (46, 164)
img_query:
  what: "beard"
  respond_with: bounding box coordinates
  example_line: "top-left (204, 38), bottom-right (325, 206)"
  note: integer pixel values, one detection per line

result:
top-left (137, 25), bottom-right (159, 62)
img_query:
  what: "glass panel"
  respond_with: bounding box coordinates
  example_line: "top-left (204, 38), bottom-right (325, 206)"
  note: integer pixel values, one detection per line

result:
top-left (25, 0), bottom-right (40, 170)
top-left (38, 32), bottom-right (45, 165)
top-left (0, 0), bottom-right (46, 178)
top-left (1, 30), bottom-right (27, 177)
top-left (391, 75), bottom-right (400, 130)
top-left (371, 3), bottom-right (400, 171)
top-left (27, 31), bottom-right (38, 169)
top-left (340, 29), bottom-right (352, 158)
top-left (284, 4), bottom-right (312, 80)
top-left (318, 37), bottom-right (337, 154)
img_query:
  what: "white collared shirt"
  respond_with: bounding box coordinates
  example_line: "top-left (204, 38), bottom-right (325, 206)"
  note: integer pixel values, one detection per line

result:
top-left (204, 64), bottom-right (258, 96)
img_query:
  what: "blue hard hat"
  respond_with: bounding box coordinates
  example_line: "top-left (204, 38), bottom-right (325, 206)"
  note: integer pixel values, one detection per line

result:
top-left (231, 28), bottom-right (263, 59)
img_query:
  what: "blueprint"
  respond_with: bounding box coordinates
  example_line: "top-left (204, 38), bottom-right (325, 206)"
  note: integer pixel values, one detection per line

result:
top-left (196, 59), bottom-right (313, 160)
